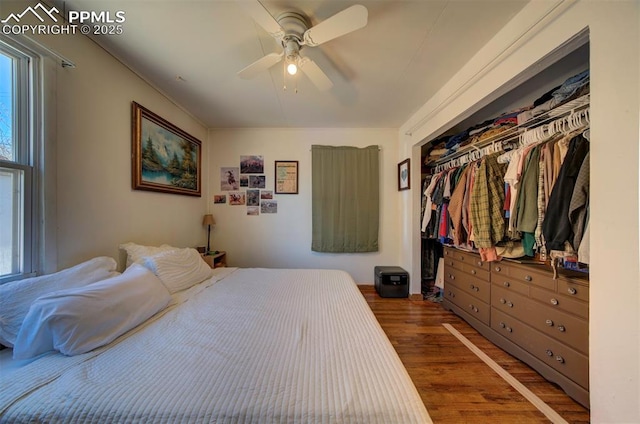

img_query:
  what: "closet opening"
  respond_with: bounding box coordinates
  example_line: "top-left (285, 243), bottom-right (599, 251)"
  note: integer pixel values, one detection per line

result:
top-left (419, 33), bottom-right (589, 297)
top-left (417, 32), bottom-right (591, 408)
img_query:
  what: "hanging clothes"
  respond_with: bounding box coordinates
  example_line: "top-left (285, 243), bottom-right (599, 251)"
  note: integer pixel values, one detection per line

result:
top-left (448, 165), bottom-right (470, 246)
top-left (470, 153), bottom-right (507, 250)
top-left (421, 172), bottom-right (442, 233)
top-left (515, 145), bottom-right (541, 256)
top-left (569, 152), bottom-right (590, 250)
top-left (542, 134), bottom-right (590, 252)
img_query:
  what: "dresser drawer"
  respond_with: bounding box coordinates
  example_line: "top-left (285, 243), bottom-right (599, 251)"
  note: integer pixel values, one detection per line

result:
top-left (461, 262), bottom-right (490, 281)
top-left (444, 256), bottom-right (464, 272)
top-left (492, 262), bottom-right (556, 291)
top-left (558, 278), bottom-right (589, 302)
top-left (445, 247), bottom-right (488, 267)
top-left (445, 284), bottom-right (490, 325)
top-left (530, 286), bottom-right (589, 320)
top-left (491, 273), bottom-right (530, 297)
top-left (492, 286), bottom-right (588, 354)
top-left (492, 308), bottom-right (589, 389)
top-left (445, 267), bottom-right (490, 304)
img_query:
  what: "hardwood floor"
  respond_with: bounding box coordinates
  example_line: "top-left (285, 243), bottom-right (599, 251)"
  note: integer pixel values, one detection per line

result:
top-left (358, 286), bottom-right (590, 423)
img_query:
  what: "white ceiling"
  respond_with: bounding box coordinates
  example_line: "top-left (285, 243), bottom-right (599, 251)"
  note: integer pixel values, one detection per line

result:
top-left (56, 0), bottom-right (528, 129)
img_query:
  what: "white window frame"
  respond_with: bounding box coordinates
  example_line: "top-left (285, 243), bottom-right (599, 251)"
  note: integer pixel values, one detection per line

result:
top-left (0, 37), bottom-right (42, 284)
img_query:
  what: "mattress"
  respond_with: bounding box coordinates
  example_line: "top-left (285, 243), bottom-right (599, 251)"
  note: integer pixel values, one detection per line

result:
top-left (0, 267), bottom-right (431, 423)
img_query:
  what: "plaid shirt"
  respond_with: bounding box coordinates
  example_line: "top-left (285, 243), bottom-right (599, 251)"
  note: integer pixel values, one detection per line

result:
top-left (470, 154), bottom-right (507, 248)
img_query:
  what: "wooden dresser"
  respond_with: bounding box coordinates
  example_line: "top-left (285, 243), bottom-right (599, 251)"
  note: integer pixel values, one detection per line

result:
top-left (442, 246), bottom-right (589, 407)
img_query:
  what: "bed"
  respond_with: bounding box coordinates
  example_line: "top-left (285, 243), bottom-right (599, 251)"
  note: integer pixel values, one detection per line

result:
top-left (0, 261), bottom-right (431, 423)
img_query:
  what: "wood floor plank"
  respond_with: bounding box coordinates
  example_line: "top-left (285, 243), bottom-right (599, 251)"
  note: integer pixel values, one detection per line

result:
top-left (358, 285), bottom-right (590, 424)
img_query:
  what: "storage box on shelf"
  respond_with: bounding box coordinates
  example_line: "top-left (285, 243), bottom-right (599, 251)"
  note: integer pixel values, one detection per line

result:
top-left (442, 246), bottom-right (590, 408)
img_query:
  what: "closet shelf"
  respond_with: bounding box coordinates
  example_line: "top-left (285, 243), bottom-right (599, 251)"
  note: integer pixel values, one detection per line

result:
top-left (429, 94), bottom-right (590, 172)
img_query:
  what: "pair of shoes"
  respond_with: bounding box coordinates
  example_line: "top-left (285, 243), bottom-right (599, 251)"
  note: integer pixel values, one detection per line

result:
top-left (425, 294), bottom-right (442, 303)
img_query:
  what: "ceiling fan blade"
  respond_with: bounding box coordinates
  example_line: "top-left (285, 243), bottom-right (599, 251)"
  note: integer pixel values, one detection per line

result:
top-left (237, 52), bottom-right (283, 79)
top-left (238, 0), bottom-right (285, 40)
top-left (302, 5), bottom-right (368, 47)
top-left (299, 57), bottom-right (333, 91)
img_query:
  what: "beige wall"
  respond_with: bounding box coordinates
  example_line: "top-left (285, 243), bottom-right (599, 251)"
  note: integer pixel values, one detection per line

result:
top-left (399, 1), bottom-right (640, 421)
top-left (0, 1), bottom-right (210, 270)
top-left (208, 128), bottom-right (402, 284)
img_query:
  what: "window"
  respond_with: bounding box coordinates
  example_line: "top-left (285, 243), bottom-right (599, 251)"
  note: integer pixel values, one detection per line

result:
top-left (0, 41), bottom-right (37, 283)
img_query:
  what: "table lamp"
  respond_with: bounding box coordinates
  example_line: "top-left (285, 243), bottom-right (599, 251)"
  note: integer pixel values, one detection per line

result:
top-left (202, 214), bottom-right (215, 253)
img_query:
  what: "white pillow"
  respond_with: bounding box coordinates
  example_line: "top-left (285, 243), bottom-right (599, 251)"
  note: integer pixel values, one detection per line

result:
top-left (0, 256), bottom-right (118, 348)
top-left (119, 242), bottom-right (177, 267)
top-left (143, 248), bottom-right (213, 294)
top-left (13, 264), bottom-right (171, 359)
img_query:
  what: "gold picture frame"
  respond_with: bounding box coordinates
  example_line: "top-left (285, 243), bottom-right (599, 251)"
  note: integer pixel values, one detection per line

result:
top-left (132, 102), bottom-right (202, 196)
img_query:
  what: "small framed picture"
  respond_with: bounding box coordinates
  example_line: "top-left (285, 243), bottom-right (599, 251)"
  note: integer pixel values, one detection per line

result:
top-left (275, 160), bottom-right (299, 194)
top-left (398, 158), bottom-right (410, 191)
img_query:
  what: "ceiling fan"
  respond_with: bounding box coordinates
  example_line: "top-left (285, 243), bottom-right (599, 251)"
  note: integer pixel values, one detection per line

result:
top-left (237, 1), bottom-right (368, 91)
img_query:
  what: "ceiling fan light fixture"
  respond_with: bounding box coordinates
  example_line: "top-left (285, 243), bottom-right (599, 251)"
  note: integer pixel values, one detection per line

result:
top-left (286, 62), bottom-right (298, 75)
top-left (284, 38), bottom-right (300, 76)
top-left (238, 2), bottom-right (368, 91)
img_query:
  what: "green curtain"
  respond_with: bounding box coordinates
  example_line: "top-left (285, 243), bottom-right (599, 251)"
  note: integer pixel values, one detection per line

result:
top-left (311, 145), bottom-right (379, 253)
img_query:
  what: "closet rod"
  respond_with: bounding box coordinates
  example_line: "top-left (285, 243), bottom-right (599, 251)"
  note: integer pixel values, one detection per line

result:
top-left (430, 94), bottom-right (590, 172)
top-left (433, 104), bottom-right (590, 173)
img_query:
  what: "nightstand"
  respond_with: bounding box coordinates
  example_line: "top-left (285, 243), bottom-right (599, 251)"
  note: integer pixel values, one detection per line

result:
top-left (202, 251), bottom-right (226, 268)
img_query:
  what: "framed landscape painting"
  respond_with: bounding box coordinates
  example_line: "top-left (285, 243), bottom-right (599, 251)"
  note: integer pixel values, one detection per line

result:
top-left (132, 102), bottom-right (202, 196)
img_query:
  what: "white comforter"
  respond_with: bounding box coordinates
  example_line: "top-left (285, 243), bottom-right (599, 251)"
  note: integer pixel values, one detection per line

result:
top-left (0, 268), bottom-right (431, 423)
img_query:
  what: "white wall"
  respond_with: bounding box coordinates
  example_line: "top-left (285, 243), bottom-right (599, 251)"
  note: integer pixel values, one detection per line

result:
top-left (207, 128), bottom-right (402, 283)
top-left (399, 0), bottom-right (640, 421)
top-left (1, 1), bottom-right (210, 270)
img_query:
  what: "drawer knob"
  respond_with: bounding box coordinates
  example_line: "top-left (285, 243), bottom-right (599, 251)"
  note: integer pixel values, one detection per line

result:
top-left (500, 298), bottom-right (506, 304)
top-left (474, 286), bottom-right (479, 292)
top-left (555, 356), bottom-right (565, 364)
top-left (557, 325), bottom-right (566, 332)
top-left (550, 298), bottom-right (559, 306)
top-left (499, 322), bottom-right (506, 328)
top-left (546, 349), bottom-right (553, 357)
top-left (507, 301), bottom-right (514, 308)
top-left (495, 266), bottom-right (501, 272)
top-left (568, 287), bottom-right (577, 295)
top-left (545, 319), bottom-right (554, 327)
top-left (525, 275), bottom-right (532, 282)
top-left (469, 284), bottom-right (475, 290)
top-left (459, 256), bottom-right (464, 261)
top-left (449, 274), bottom-right (455, 280)
top-left (448, 261), bottom-right (453, 266)
top-left (471, 269), bottom-right (476, 275)
top-left (503, 281), bottom-right (510, 287)
top-left (477, 261), bottom-right (482, 266)
top-left (506, 326), bottom-right (512, 333)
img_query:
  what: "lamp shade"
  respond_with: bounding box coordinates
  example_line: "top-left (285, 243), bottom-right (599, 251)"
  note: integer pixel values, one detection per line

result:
top-left (202, 214), bottom-right (215, 226)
